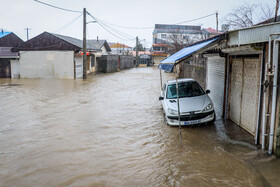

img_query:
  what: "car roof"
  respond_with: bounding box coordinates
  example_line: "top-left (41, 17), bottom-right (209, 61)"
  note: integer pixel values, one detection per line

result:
top-left (166, 78), bottom-right (195, 85)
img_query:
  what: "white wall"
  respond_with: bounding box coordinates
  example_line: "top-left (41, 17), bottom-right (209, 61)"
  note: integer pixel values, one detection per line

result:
top-left (10, 59), bottom-right (20, 78)
top-left (19, 51), bottom-right (74, 79)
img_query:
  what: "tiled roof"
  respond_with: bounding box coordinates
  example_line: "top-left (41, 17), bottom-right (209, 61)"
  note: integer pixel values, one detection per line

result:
top-left (202, 27), bottom-right (222, 34)
top-left (0, 31), bottom-right (11, 39)
top-left (0, 47), bottom-right (19, 58)
top-left (152, 43), bottom-right (168, 47)
top-left (51, 33), bottom-right (111, 51)
top-left (110, 43), bottom-right (131, 48)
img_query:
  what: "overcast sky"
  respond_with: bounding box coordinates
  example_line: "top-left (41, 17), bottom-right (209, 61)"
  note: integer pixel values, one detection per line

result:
top-left (0, 0), bottom-right (277, 47)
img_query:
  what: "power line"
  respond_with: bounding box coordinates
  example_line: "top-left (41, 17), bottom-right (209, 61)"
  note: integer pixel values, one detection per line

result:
top-left (34, 0), bottom-right (82, 13)
top-left (175, 13), bottom-right (216, 25)
top-left (87, 12), bottom-right (134, 40)
top-left (88, 12), bottom-right (217, 30)
top-left (53, 14), bottom-right (83, 33)
top-left (93, 17), bottom-right (135, 39)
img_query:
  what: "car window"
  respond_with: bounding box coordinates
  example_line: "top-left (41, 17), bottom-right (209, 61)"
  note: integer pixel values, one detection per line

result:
top-left (166, 81), bottom-right (205, 99)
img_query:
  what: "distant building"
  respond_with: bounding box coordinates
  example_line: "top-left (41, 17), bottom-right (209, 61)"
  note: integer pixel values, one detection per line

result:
top-left (152, 24), bottom-right (203, 45)
top-left (151, 24), bottom-right (203, 64)
top-left (202, 27), bottom-right (222, 39)
top-left (109, 42), bottom-right (133, 55)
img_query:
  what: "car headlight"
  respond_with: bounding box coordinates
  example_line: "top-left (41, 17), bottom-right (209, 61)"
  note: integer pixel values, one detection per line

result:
top-left (202, 103), bottom-right (213, 112)
top-left (168, 108), bottom-right (178, 115)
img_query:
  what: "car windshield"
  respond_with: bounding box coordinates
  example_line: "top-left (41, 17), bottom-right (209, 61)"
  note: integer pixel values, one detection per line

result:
top-left (166, 81), bottom-right (205, 99)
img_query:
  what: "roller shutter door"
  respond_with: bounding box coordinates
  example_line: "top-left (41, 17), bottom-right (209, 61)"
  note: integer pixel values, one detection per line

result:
top-left (207, 56), bottom-right (225, 120)
top-left (229, 57), bottom-right (260, 135)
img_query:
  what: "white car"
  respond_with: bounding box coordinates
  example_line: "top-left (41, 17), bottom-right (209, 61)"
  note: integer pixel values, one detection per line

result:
top-left (159, 78), bottom-right (215, 126)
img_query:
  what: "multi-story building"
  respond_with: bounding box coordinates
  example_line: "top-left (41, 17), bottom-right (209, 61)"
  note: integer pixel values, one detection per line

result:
top-left (153, 24), bottom-right (202, 44)
top-left (151, 24), bottom-right (203, 64)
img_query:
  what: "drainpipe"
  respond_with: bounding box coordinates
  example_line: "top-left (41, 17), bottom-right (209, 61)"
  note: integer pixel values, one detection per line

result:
top-left (268, 39), bottom-right (280, 155)
top-left (255, 46), bottom-right (265, 145)
top-left (262, 36), bottom-right (272, 149)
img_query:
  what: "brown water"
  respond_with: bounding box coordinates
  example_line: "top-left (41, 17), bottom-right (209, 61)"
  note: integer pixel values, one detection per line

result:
top-left (0, 67), bottom-right (275, 186)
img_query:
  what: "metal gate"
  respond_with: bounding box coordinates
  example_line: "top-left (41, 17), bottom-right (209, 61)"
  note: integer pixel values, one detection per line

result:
top-left (207, 56), bottom-right (225, 120)
top-left (229, 57), bottom-right (260, 135)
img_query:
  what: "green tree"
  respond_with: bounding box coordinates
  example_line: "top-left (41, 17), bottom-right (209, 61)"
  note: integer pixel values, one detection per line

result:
top-left (133, 43), bottom-right (144, 51)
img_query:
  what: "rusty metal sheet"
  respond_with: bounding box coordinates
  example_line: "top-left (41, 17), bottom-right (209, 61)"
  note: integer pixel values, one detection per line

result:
top-left (240, 58), bottom-right (260, 135)
top-left (230, 58), bottom-right (243, 125)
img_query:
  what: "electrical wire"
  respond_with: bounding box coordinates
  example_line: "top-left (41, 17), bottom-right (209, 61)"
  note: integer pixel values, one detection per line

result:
top-left (93, 16), bottom-right (135, 39)
top-left (87, 12), bottom-right (216, 30)
top-left (53, 14), bottom-right (83, 33)
top-left (87, 12), bottom-right (134, 40)
top-left (175, 13), bottom-right (216, 25)
top-left (34, 0), bottom-right (82, 13)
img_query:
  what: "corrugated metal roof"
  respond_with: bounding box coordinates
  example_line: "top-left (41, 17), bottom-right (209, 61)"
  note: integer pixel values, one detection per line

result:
top-left (227, 22), bottom-right (280, 46)
top-left (159, 37), bottom-right (219, 72)
top-left (0, 31), bottom-right (11, 39)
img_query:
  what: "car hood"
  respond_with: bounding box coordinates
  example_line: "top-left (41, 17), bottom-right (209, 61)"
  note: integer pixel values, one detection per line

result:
top-left (166, 94), bottom-right (212, 113)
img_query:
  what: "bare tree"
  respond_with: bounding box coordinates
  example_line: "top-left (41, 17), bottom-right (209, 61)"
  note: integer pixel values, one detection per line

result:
top-left (166, 34), bottom-right (202, 54)
top-left (223, 3), bottom-right (274, 29)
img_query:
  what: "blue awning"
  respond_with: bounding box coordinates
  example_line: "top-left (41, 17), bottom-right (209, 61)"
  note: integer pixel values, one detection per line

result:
top-left (159, 37), bottom-right (219, 72)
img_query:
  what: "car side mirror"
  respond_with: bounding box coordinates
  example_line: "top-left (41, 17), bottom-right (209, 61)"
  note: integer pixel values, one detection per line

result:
top-left (159, 96), bottom-right (164, 100)
top-left (206, 90), bottom-right (210, 94)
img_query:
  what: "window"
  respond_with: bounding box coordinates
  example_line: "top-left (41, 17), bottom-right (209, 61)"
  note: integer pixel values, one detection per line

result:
top-left (166, 81), bottom-right (205, 99)
top-left (161, 34), bottom-right (166, 38)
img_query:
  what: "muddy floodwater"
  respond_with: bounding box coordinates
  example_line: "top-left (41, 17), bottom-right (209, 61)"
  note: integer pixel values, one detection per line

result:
top-left (0, 67), bottom-right (279, 186)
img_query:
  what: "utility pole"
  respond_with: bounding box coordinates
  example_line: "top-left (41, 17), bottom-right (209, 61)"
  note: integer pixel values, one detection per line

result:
top-left (216, 11), bottom-right (218, 34)
top-left (24, 28), bottom-right (31, 40)
top-left (136, 36), bottom-right (139, 67)
top-left (83, 8), bottom-right (87, 79)
top-left (275, 0), bottom-right (279, 22)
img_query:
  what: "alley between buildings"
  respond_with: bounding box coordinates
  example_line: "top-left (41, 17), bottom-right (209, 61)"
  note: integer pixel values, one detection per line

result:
top-left (0, 67), bottom-right (279, 186)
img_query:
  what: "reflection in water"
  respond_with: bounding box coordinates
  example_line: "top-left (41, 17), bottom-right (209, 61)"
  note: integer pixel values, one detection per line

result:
top-left (0, 68), bottom-right (273, 186)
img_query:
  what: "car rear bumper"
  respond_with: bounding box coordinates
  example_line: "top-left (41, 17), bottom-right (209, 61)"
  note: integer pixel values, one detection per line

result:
top-left (166, 111), bottom-right (215, 126)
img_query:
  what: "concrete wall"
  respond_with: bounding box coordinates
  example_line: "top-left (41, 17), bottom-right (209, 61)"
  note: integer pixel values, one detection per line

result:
top-left (97, 55), bottom-right (118, 73)
top-left (18, 51), bottom-right (74, 79)
top-left (180, 55), bottom-right (207, 89)
top-left (119, 55), bottom-right (134, 70)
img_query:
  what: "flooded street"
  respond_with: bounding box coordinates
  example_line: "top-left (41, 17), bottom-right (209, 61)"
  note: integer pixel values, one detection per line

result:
top-left (0, 67), bottom-right (277, 186)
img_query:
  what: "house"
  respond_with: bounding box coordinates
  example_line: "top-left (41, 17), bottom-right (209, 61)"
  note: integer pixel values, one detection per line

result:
top-left (12, 32), bottom-right (111, 79)
top-left (151, 43), bottom-right (168, 65)
top-left (151, 24), bottom-right (203, 65)
top-left (0, 31), bottom-right (23, 78)
top-left (152, 24), bottom-right (203, 44)
top-left (201, 27), bottom-right (222, 39)
top-left (159, 20), bottom-right (280, 156)
top-left (109, 42), bottom-right (133, 55)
